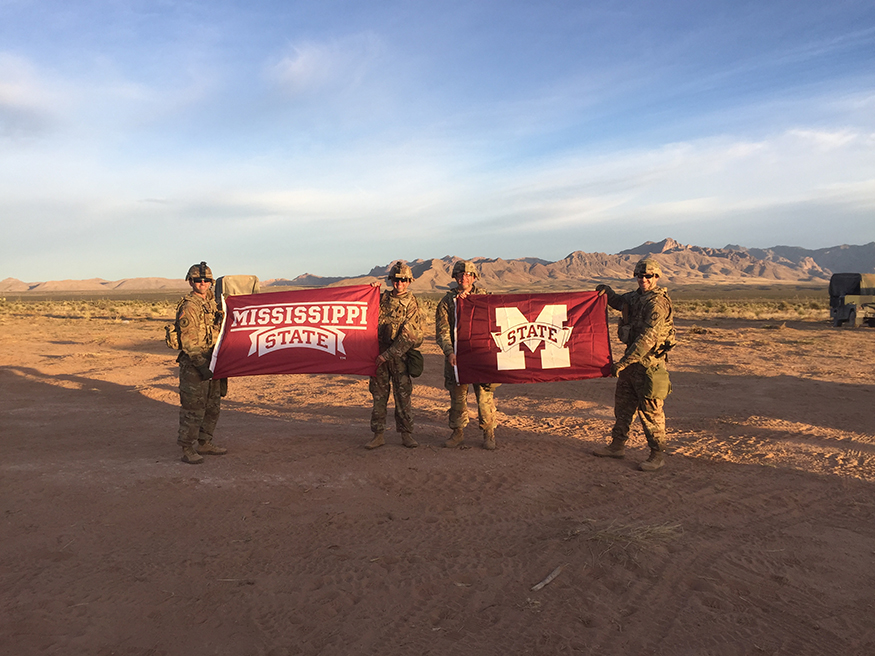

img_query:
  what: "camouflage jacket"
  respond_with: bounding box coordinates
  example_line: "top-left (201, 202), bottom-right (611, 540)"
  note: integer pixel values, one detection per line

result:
top-left (604, 286), bottom-right (676, 369)
top-left (435, 284), bottom-right (488, 357)
top-left (176, 290), bottom-right (223, 367)
top-left (378, 289), bottom-right (424, 360)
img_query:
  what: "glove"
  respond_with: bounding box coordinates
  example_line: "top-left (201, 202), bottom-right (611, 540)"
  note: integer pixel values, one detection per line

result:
top-left (196, 364), bottom-right (213, 380)
top-left (595, 284), bottom-right (610, 296)
top-left (610, 362), bottom-right (625, 378)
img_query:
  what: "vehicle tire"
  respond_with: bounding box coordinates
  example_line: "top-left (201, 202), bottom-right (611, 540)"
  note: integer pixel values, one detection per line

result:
top-left (846, 310), bottom-right (856, 328)
top-left (833, 317), bottom-right (843, 327)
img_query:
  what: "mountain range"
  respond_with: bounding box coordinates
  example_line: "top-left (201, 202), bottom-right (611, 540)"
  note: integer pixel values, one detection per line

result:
top-left (3, 238), bottom-right (874, 294)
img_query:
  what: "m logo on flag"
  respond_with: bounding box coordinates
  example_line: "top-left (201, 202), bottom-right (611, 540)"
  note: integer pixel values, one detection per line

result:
top-left (454, 291), bottom-right (611, 384)
top-left (492, 305), bottom-right (573, 370)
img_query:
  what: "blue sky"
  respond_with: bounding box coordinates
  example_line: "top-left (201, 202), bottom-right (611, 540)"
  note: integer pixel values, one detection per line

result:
top-left (1, 0), bottom-right (873, 281)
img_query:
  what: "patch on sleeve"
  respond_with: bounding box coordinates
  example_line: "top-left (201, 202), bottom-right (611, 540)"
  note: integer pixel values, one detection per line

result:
top-left (179, 317), bottom-right (191, 328)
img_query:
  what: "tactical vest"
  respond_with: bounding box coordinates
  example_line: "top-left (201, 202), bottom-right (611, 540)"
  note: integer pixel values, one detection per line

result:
top-left (620, 287), bottom-right (676, 363)
top-left (167, 292), bottom-right (222, 353)
top-left (378, 291), bottom-right (413, 347)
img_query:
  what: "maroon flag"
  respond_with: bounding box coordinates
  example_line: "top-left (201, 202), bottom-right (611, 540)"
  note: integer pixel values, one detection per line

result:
top-left (210, 285), bottom-right (380, 379)
top-left (454, 291), bottom-right (612, 384)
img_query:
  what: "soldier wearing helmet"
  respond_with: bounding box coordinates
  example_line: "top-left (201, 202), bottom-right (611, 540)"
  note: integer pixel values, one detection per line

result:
top-left (175, 261), bottom-right (227, 464)
top-left (451, 260), bottom-right (480, 278)
top-left (435, 259), bottom-right (501, 450)
top-left (592, 257), bottom-right (676, 471)
top-left (365, 261), bottom-right (424, 450)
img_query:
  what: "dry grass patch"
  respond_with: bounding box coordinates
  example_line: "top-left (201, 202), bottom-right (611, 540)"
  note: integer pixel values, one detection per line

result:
top-left (587, 521), bottom-right (684, 546)
top-left (0, 298), bottom-right (176, 321)
top-left (565, 519), bottom-right (684, 547)
top-left (0, 293), bottom-right (830, 325)
top-left (674, 298), bottom-right (827, 321)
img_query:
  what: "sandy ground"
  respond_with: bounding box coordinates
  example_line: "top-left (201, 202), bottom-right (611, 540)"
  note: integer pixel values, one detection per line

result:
top-left (1, 308), bottom-right (874, 656)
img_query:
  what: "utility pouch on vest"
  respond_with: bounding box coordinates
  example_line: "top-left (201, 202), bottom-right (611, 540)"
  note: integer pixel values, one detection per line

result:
top-left (164, 323), bottom-right (181, 350)
top-left (405, 348), bottom-right (424, 377)
top-left (643, 363), bottom-right (671, 400)
top-left (165, 298), bottom-right (186, 350)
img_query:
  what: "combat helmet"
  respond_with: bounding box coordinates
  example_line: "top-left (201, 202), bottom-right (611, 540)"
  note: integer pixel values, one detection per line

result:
top-left (633, 258), bottom-right (662, 278)
top-left (387, 261), bottom-right (414, 281)
top-left (185, 261), bottom-right (214, 282)
top-left (451, 260), bottom-right (479, 279)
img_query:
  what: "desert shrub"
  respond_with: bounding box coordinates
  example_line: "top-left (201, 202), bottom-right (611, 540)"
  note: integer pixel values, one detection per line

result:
top-left (1, 292), bottom-right (829, 324)
top-left (672, 297), bottom-right (828, 322)
top-left (0, 299), bottom-right (176, 320)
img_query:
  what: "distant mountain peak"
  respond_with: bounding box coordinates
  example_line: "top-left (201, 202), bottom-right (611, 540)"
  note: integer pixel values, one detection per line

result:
top-left (619, 237), bottom-right (686, 255)
top-left (4, 239), bottom-right (874, 294)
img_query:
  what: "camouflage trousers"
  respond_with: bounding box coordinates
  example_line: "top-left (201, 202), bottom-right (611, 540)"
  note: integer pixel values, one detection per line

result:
top-left (370, 358), bottom-right (413, 434)
top-left (611, 363), bottom-right (666, 451)
top-left (177, 361), bottom-right (222, 447)
top-left (444, 362), bottom-right (499, 430)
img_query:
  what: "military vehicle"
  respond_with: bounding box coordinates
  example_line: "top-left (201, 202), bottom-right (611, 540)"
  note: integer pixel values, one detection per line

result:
top-left (829, 273), bottom-right (875, 327)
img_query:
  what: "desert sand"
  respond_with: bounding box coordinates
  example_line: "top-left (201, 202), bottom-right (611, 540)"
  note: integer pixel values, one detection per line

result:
top-left (1, 306), bottom-right (874, 655)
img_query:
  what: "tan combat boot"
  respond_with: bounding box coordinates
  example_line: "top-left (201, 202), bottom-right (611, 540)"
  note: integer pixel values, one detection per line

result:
top-left (639, 449), bottom-right (665, 471)
top-left (592, 439), bottom-right (625, 458)
top-left (365, 432), bottom-right (385, 450)
top-left (483, 429), bottom-right (496, 451)
top-left (181, 445), bottom-right (204, 464)
top-left (197, 440), bottom-right (227, 456)
top-left (401, 432), bottom-right (419, 448)
top-left (443, 428), bottom-right (465, 448)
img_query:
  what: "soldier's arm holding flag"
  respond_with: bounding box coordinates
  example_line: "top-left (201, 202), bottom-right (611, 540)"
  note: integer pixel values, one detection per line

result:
top-left (595, 284), bottom-right (626, 311)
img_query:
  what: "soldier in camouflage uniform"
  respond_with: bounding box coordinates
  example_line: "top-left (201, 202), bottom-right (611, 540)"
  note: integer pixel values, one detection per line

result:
top-left (175, 262), bottom-right (227, 464)
top-left (593, 258), bottom-right (677, 471)
top-left (365, 262), bottom-right (424, 450)
top-left (435, 260), bottom-right (500, 450)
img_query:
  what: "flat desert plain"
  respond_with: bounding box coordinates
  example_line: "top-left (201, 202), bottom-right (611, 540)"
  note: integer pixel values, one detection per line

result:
top-left (1, 303), bottom-right (874, 656)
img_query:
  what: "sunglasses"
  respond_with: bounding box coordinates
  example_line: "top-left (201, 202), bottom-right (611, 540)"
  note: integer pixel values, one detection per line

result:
top-left (391, 277), bottom-right (412, 283)
top-left (191, 277), bottom-right (211, 283)
top-left (636, 274), bottom-right (656, 279)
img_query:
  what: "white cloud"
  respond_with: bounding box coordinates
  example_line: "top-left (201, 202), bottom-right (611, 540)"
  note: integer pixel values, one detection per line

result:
top-left (787, 128), bottom-right (859, 149)
top-left (0, 48), bottom-right (222, 148)
top-left (267, 32), bottom-right (385, 97)
top-left (0, 53), bottom-right (46, 106)
top-left (447, 125), bottom-right (875, 242)
top-left (0, 52), bottom-right (61, 138)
